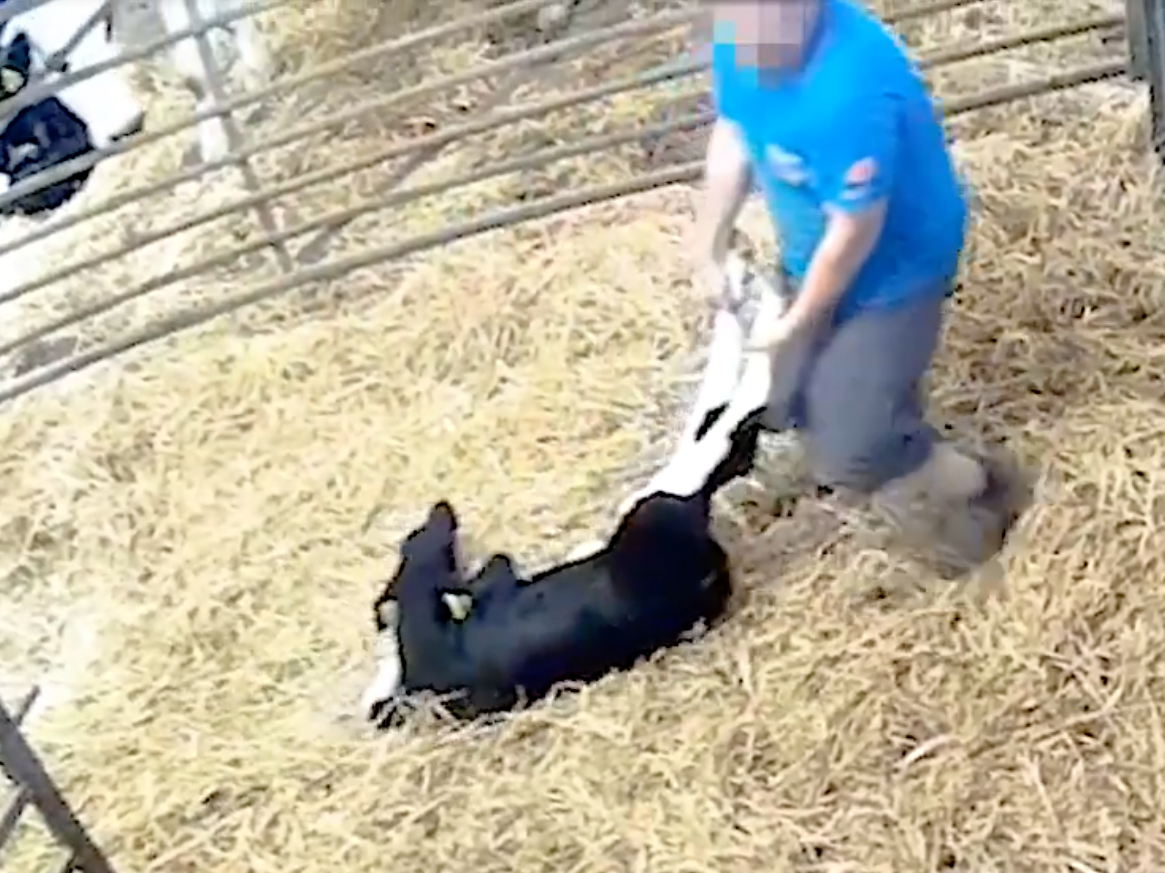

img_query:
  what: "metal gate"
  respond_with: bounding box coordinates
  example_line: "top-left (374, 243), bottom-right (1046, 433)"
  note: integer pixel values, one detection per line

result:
top-left (0, 0), bottom-right (1150, 868)
top-left (0, 688), bottom-right (114, 872)
top-left (0, 0), bottom-right (1137, 406)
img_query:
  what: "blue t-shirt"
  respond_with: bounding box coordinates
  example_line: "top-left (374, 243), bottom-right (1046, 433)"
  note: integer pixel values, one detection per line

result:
top-left (711, 0), bottom-right (968, 321)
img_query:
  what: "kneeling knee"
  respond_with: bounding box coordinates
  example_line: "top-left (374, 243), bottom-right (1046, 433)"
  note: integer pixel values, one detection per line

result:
top-left (809, 429), bottom-right (933, 495)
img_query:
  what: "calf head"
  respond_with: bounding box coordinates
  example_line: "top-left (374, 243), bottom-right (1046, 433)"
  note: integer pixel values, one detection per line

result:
top-left (362, 500), bottom-right (462, 725)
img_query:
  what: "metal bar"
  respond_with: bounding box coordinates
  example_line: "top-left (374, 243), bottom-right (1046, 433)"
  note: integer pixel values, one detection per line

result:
top-left (0, 699), bottom-right (114, 873)
top-left (0, 53), bottom-right (699, 306)
top-left (42, 0), bottom-right (113, 73)
top-left (0, 110), bottom-right (714, 358)
top-left (0, 161), bottom-right (705, 404)
top-left (0, 786), bottom-right (32, 850)
top-left (0, 686), bottom-right (41, 783)
top-left (0, 0), bottom-right (606, 261)
top-left (1128, 0), bottom-right (1151, 79)
top-left (0, 57), bottom-right (1130, 405)
top-left (945, 58), bottom-right (1126, 113)
top-left (181, 0), bottom-right (292, 273)
top-left (923, 13), bottom-right (1124, 67)
top-left (292, 87), bottom-right (513, 267)
top-left (1145, 0), bottom-right (1165, 153)
top-left (1, 0), bottom-right (292, 114)
top-left (2, 0), bottom-right (569, 168)
top-left (891, 0), bottom-right (987, 20)
top-left (10, 687), bottom-right (40, 727)
top-left (295, 0), bottom-right (597, 266)
top-left (0, 5), bottom-right (689, 216)
top-left (0, 0), bottom-right (1000, 246)
top-left (0, 10), bottom-right (1123, 301)
top-left (648, 15), bottom-right (1126, 118)
top-left (0, 687), bottom-right (41, 864)
top-left (0, 4), bottom-right (696, 217)
top-left (0, 0), bottom-right (978, 78)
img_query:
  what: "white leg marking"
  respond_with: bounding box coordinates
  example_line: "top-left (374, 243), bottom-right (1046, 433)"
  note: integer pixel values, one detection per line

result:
top-left (675, 307), bottom-right (746, 449)
top-left (648, 347), bottom-right (774, 498)
top-left (13, 0), bottom-right (145, 149)
top-left (632, 266), bottom-right (791, 502)
top-left (622, 255), bottom-right (793, 509)
top-left (620, 299), bottom-right (748, 515)
top-left (157, 0), bottom-right (234, 164)
top-left (194, 99), bottom-right (232, 163)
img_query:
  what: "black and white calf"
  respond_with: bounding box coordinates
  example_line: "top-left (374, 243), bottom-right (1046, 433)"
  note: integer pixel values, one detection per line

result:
top-left (360, 257), bottom-right (796, 728)
top-left (0, 0), bottom-right (276, 216)
top-left (360, 411), bottom-right (759, 727)
top-left (0, 0), bottom-right (145, 216)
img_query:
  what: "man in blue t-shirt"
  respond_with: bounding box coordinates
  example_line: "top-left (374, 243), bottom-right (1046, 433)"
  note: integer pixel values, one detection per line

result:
top-left (693, 0), bottom-right (1027, 574)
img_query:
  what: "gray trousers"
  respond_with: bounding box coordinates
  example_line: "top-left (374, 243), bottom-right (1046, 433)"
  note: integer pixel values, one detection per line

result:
top-left (762, 283), bottom-right (949, 494)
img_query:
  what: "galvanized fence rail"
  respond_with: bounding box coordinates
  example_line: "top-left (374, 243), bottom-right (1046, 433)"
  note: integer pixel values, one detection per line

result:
top-left (0, 688), bottom-right (115, 873)
top-left (1133, 0), bottom-right (1165, 151)
top-left (0, 0), bottom-right (1143, 865)
top-left (0, 0), bottom-right (1131, 421)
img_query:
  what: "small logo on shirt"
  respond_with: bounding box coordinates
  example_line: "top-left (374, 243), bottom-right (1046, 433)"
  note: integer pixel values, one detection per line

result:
top-left (840, 157), bottom-right (878, 200)
top-left (765, 144), bottom-right (810, 185)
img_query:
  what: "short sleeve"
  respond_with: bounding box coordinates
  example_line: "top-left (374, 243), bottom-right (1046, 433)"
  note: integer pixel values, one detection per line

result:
top-left (815, 90), bottom-right (900, 214)
top-left (709, 41), bottom-right (742, 123)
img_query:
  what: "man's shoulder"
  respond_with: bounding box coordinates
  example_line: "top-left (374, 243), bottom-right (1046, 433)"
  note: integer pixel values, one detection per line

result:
top-left (822, 0), bottom-right (913, 79)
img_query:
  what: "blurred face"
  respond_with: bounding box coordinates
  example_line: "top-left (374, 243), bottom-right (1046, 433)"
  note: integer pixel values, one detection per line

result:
top-left (710, 0), bottom-right (821, 70)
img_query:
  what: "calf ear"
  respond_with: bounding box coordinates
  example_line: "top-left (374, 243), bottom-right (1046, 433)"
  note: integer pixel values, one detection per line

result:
top-left (479, 553), bottom-right (517, 575)
top-left (427, 500), bottom-right (459, 536)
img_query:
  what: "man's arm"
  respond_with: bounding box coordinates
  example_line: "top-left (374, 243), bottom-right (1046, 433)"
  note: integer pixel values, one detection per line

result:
top-left (691, 117), bottom-right (752, 266)
top-left (783, 92), bottom-right (899, 331)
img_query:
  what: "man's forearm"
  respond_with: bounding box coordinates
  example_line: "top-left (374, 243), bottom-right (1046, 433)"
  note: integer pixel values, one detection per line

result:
top-left (692, 119), bottom-right (752, 262)
top-left (785, 203), bottom-right (885, 328)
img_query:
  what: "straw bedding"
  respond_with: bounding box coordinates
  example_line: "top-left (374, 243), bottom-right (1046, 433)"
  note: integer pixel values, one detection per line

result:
top-left (2, 0), bottom-right (1164, 870)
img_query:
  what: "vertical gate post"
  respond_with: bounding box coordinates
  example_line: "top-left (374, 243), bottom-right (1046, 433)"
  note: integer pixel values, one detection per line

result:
top-left (1128, 0), bottom-right (1151, 80)
top-left (1137, 0), bottom-right (1165, 155)
top-left (182, 0), bottom-right (294, 274)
